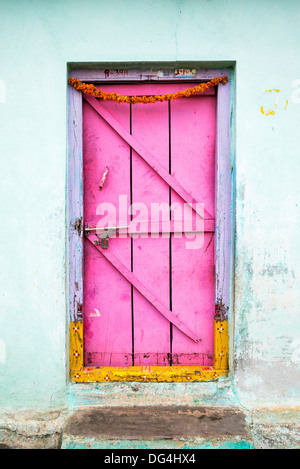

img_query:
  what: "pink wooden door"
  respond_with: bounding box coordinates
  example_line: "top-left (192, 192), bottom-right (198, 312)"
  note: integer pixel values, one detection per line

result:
top-left (83, 83), bottom-right (216, 368)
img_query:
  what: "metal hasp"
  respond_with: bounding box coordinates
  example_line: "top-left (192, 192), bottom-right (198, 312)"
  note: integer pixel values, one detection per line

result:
top-left (85, 226), bottom-right (129, 249)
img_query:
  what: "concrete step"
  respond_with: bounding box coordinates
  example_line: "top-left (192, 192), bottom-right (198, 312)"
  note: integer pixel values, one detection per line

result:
top-left (61, 406), bottom-right (254, 449)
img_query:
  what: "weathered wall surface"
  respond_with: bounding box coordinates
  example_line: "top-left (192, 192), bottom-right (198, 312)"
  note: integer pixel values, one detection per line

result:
top-left (0, 0), bottom-right (299, 448)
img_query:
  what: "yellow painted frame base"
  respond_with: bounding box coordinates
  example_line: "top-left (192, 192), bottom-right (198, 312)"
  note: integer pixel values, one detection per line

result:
top-left (70, 319), bottom-right (229, 383)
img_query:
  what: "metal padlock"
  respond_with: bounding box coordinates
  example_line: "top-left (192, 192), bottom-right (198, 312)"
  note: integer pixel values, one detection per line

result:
top-left (85, 225), bottom-right (129, 249)
top-left (98, 228), bottom-right (116, 249)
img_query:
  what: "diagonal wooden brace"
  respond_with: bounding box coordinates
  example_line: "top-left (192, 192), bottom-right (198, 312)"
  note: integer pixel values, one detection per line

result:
top-left (84, 95), bottom-right (214, 221)
top-left (87, 234), bottom-right (201, 343)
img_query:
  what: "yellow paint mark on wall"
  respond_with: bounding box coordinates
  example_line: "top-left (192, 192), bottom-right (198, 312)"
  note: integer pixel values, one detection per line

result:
top-left (260, 89), bottom-right (288, 115)
top-left (265, 89), bottom-right (280, 93)
top-left (260, 106), bottom-right (275, 116)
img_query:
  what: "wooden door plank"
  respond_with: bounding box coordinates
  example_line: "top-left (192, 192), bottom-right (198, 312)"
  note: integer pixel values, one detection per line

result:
top-left (83, 97), bottom-right (132, 367)
top-left (87, 235), bottom-right (200, 343)
top-left (84, 95), bottom-right (214, 221)
top-left (170, 95), bottom-right (216, 366)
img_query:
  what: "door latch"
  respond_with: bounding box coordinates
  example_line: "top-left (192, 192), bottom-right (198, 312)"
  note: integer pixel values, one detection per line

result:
top-left (85, 225), bottom-right (129, 249)
top-left (98, 228), bottom-right (114, 249)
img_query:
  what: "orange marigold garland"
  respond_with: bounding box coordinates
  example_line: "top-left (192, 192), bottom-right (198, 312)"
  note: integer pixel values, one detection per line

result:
top-left (68, 76), bottom-right (228, 104)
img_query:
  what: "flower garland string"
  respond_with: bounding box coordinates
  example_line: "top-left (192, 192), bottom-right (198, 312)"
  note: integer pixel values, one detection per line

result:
top-left (68, 76), bottom-right (228, 104)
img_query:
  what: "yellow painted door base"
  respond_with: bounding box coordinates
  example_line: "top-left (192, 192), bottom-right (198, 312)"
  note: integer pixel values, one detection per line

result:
top-left (70, 320), bottom-right (229, 383)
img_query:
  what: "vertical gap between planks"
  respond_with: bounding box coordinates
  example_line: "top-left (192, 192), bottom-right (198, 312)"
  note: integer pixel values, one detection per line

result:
top-left (130, 103), bottom-right (134, 366)
top-left (168, 100), bottom-right (173, 366)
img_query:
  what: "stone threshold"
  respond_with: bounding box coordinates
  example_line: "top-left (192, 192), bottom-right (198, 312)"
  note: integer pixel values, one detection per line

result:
top-left (61, 405), bottom-right (252, 449)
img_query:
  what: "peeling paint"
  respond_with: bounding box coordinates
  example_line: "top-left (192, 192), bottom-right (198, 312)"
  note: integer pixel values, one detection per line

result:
top-left (71, 217), bottom-right (83, 238)
top-left (215, 299), bottom-right (229, 321)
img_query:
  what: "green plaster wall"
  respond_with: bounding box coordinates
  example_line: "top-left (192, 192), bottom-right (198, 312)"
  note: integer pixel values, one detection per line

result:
top-left (61, 436), bottom-right (254, 449)
top-left (0, 0), bottom-right (300, 412)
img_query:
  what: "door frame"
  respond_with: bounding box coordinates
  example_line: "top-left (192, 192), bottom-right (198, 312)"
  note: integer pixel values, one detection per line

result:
top-left (67, 65), bottom-right (233, 382)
